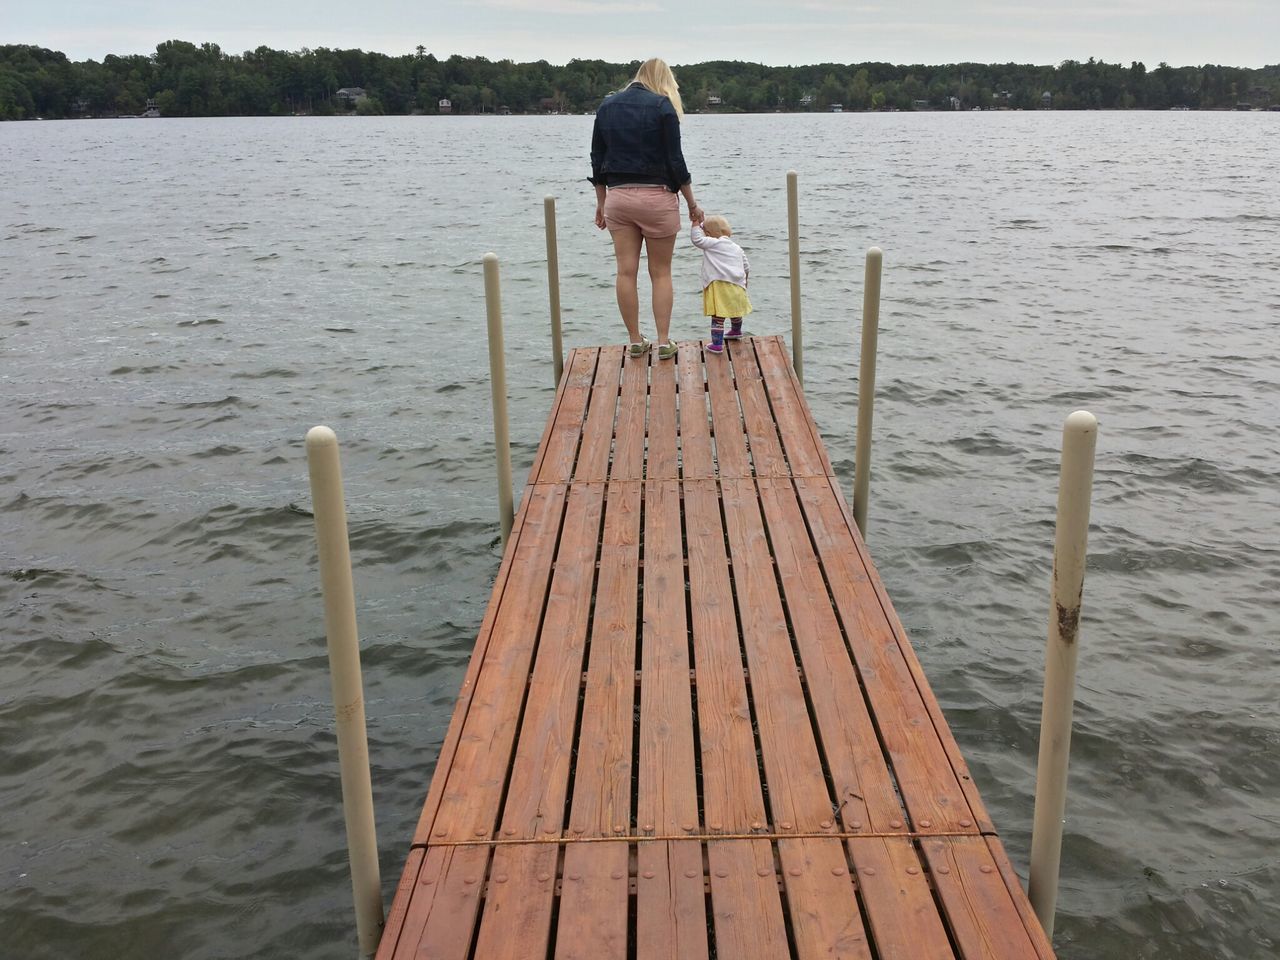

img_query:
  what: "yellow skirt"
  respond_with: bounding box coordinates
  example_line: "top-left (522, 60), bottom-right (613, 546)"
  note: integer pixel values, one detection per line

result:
top-left (703, 280), bottom-right (752, 318)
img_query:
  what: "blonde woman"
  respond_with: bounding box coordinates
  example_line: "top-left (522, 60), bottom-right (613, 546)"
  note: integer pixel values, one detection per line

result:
top-left (590, 58), bottom-right (704, 361)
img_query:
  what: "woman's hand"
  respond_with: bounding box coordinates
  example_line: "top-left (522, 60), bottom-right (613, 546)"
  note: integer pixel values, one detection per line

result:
top-left (595, 203), bottom-right (607, 230)
top-left (688, 203), bottom-right (704, 225)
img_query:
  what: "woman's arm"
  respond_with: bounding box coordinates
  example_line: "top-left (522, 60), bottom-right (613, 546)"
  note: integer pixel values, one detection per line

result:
top-left (591, 112), bottom-right (608, 228)
top-left (595, 183), bottom-right (607, 230)
top-left (679, 182), bottom-right (703, 224)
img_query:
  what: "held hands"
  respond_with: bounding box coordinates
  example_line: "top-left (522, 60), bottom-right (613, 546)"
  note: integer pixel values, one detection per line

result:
top-left (688, 203), bottom-right (705, 225)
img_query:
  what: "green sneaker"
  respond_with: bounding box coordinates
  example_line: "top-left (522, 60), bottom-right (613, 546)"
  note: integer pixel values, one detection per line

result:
top-left (628, 336), bottom-right (651, 359)
top-left (657, 340), bottom-right (678, 361)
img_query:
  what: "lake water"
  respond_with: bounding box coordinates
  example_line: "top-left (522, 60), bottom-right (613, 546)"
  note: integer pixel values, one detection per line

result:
top-left (1, 112), bottom-right (1277, 959)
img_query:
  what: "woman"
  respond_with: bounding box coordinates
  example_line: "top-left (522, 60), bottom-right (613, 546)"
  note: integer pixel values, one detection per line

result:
top-left (590, 58), bottom-right (703, 360)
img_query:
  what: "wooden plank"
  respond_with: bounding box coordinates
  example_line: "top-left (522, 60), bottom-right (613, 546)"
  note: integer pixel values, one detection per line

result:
top-left (684, 478), bottom-right (768, 833)
top-left (678, 342), bottom-right (714, 480)
top-left (535, 348), bottom-right (598, 483)
top-left (646, 345), bottom-right (679, 480)
top-left (754, 337), bottom-right (832, 478)
top-left (416, 484), bottom-right (568, 845)
top-left (796, 476), bottom-right (976, 834)
top-left (374, 846), bottom-right (425, 960)
top-left (824, 474), bottom-right (997, 835)
top-left (569, 481), bottom-right (641, 838)
top-left (612, 345), bottom-right (648, 480)
top-left (708, 840), bottom-right (790, 958)
top-left (387, 844), bottom-right (491, 960)
top-left (499, 482), bottom-right (604, 840)
top-left (729, 339), bottom-right (789, 477)
top-left (720, 476), bottom-right (833, 833)
top-left (755, 478), bottom-right (905, 834)
top-left (921, 837), bottom-right (1046, 960)
top-left (575, 345), bottom-right (623, 482)
top-left (778, 837), bottom-right (874, 960)
top-left (982, 836), bottom-right (1057, 960)
top-left (556, 842), bottom-right (630, 960)
top-left (704, 340), bottom-right (751, 478)
top-left (471, 843), bottom-right (559, 960)
top-left (637, 480), bottom-right (700, 836)
top-left (846, 837), bottom-right (955, 960)
top-left (637, 841), bottom-right (709, 960)
top-left (525, 347), bottom-right (579, 488)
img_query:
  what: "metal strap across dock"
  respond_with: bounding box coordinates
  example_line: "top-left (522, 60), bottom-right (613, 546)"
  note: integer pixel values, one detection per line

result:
top-left (376, 335), bottom-right (1055, 959)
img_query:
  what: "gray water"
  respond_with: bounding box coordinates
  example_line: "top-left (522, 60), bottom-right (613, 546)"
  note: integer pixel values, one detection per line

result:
top-left (1, 112), bottom-right (1277, 959)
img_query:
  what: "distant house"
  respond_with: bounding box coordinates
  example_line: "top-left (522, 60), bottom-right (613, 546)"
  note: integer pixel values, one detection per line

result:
top-left (335, 87), bottom-right (367, 107)
top-left (707, 95), bottom-right (722, 106)
top-left (539, 97), bottom-right (562, 114)
top-left (829, 103), bottom-right (843, 113)
top-left (140, 98), bottom-right (161, 118)
top-left (439, 98), bottom-right (452, 114)
top-left (498, 105), bottom-right (511, 115)
top-left (799, 93), bottom-right (814, 108)
top-left (1041, 91), bottom-right (1053, 108)
top-left (912, 99), bottom-right (930, 111)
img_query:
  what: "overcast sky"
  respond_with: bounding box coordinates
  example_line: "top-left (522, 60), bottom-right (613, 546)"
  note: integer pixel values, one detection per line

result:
top-left (10, 0), bottom-right (1279, 68)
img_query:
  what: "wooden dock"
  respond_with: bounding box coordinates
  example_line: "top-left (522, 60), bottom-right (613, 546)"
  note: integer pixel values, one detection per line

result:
top-left (375, 335), bottom-right (1056, 960)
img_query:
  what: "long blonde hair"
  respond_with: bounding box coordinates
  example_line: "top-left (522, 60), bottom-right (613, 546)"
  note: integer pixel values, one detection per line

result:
top-left (631, 58), bottom-right (684, 119)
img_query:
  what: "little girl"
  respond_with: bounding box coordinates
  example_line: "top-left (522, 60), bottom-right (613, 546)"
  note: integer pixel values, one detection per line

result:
top-left (691, 215), bottom-right (751, 353)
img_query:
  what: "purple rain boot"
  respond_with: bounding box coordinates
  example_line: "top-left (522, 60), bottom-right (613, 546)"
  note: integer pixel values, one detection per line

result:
top-left (725, 318), bottom-right (744, 340)
top-left (707, 318), bottom-right (725, 353)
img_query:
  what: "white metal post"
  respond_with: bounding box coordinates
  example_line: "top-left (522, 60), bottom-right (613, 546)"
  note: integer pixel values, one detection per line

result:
top-left (786, 169), bottom-right (803, 384)
top-left (852, 247), bottom-right (882, 536)
top-left (1028, 410), bottom-right (1099, 940)
top-left (544, 195), bottom-right (564, 386)
top-left (304, 425), bottom-right (384, 959)
top-left (484, 252), bottom-right (515, 544)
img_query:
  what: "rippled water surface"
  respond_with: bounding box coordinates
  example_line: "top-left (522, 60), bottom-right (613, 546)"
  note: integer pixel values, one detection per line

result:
top-left (2, 113), bottom-right (1278, 959)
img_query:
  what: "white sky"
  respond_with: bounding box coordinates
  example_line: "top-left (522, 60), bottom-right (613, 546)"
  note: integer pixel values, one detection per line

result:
top-left (9, 0), bottom-right (1279, 68)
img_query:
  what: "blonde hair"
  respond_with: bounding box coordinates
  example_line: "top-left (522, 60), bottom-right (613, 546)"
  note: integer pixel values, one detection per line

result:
top-left (631, 58), bottom-right (684, 119)
top-left (702, 215), bottom-right (732, 238)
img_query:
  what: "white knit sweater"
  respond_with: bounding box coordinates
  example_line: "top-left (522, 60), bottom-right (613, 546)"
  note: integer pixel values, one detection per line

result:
top-left (691, 223), bottom-right (750, 290)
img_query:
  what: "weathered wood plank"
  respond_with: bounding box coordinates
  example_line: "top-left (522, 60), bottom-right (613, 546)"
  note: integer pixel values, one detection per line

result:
top-left (637, 480), bottom-right (700, 836)
top-left (678, 342), bottom-right (714, 480)
top-left (418, 484), bottom-right (568, 845)
top-left (646, 345), bottom-right (679, 481)
top-left (684, 478), bottom-right (768, 833)
top-left (708, 840), bottom-right (790, 958)
top-left (778, 837), bottom-right (874, 960)
top-left (720, 476), bottom-right (833, 833)
top-left (575, 345), bottom-right (623, 482)
top-left (612, 346), bottom-right (648, 481)
top-left (556, 842), bottom-right (630, 960)
top-left (470, 843), bottom-right (559, 960)
top-left (386, 845), bottom-right (490, 960)
top-left (823, 474), bottom-right (997, 835)
top-left (754, 337), bottom-right (832, 478)
top-left (797, 476), bottom-right (977, 834)
top-left (568, 481), bottom-right (641, 838)
top-left (636, 841), bottom-right (708, 960)
top-left (535, 347), bottom-right (598, 484)
top-left (705, 342), bottom-right (751, 478)
top-left (755, 477), bottom-right (906, 834)
top-left (499, 482), bottom-right (604, 840)
top-left (922, 837), bottom-right (1045, 960)
top-left (730, 339), bottom-right (789, 477)
top-left (983, 836), bottom-right (1057, 960)
top-left (847, 837), bottom-right (955, 960)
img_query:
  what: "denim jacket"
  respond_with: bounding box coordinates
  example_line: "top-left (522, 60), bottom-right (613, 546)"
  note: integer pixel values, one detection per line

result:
top-left (589, 83), bottom-right (691, 191)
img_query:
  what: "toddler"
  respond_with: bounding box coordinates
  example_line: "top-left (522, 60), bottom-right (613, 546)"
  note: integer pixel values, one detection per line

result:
top-left (691, 215), bottom-right (751, 353)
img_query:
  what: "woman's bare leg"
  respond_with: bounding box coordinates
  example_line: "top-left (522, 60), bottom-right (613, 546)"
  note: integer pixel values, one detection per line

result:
top-left (644, 233), bottom-right (677, 345)
top-left (611, 226), bottom-right (644, 342)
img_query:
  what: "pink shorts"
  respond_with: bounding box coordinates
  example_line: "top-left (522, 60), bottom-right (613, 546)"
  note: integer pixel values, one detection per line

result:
top-left (604, 186), bottom-right (680, 238)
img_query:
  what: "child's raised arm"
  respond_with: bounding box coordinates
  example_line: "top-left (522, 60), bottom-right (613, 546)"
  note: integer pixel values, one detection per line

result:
top-left (690, 221), bottom-right (715, 249)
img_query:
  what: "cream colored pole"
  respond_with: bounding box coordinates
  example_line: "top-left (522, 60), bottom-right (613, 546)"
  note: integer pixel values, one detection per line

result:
top-left (1028, 410), bottom-right (1099, 939)
top-left (786, 170), bottom-right (803, 384)
top-left (304, 426), bottom-right (384, 959)
top-left (544, 195), bottom-right (564, 386)
top-left (484, 253), bottom-right (515, 544)
top-left (852, 247), bottom-right (882, 536)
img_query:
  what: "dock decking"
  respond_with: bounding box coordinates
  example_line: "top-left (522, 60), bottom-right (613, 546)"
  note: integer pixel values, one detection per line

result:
top-left (375, 335), bottom-right (1055, 959)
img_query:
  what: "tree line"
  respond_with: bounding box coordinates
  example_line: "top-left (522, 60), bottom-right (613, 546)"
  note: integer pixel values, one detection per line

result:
top-left (2, 41), bottom-right (1277, 120)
